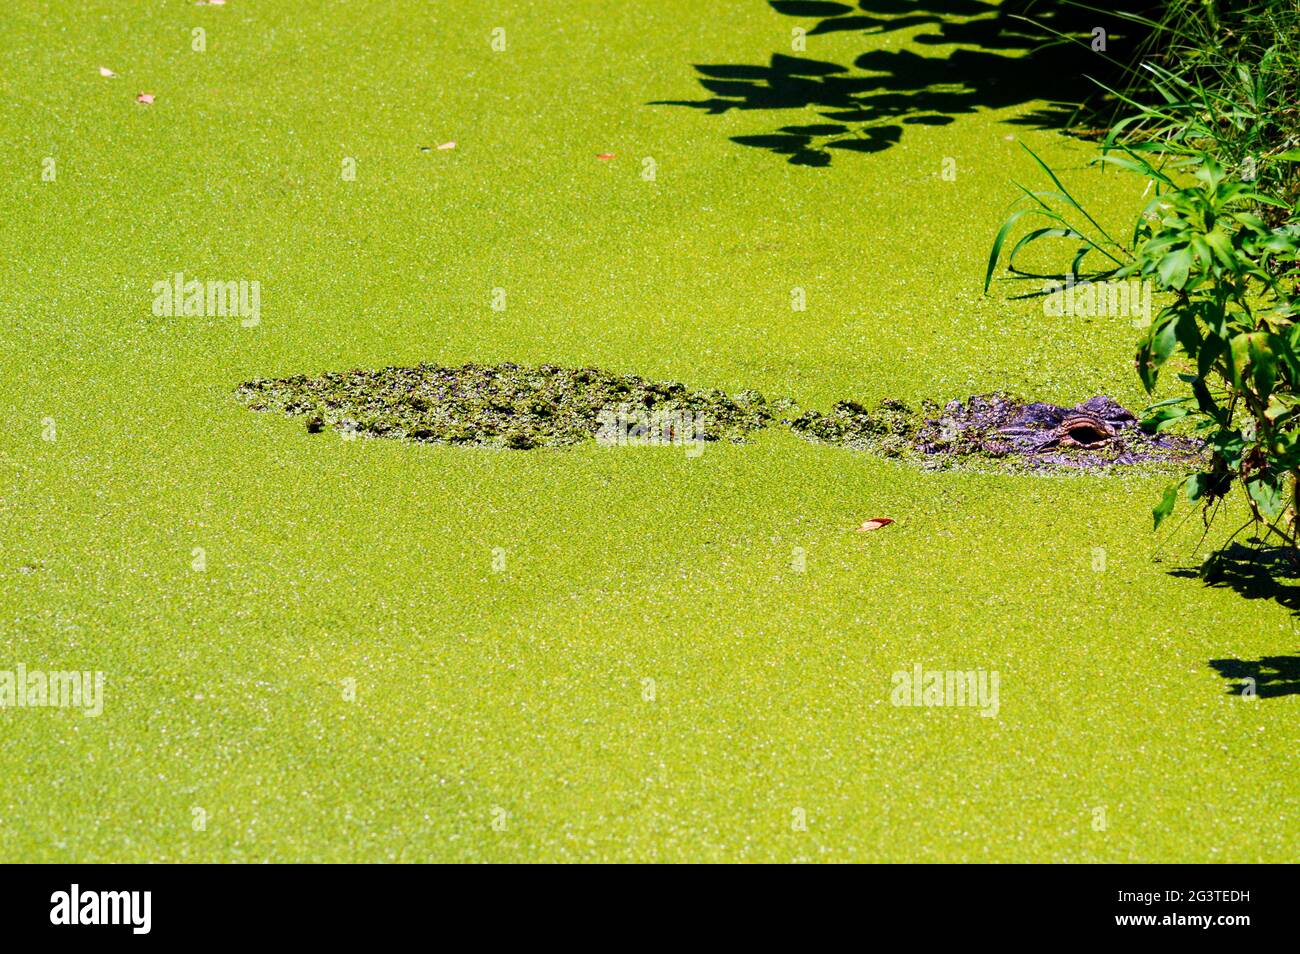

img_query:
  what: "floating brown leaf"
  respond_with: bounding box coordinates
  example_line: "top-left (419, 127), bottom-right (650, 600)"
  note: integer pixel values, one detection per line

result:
top-left (856, 517), bottom-right (894, 532)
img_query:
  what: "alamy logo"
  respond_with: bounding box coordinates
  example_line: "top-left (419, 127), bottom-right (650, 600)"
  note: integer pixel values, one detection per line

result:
top-left (1042, 274), bottom-right (1152, 321)
top-left (891, 665), bottom-right (1000, 718)
top-left (0, 664), bottom-right (104, 716)
top-left (50, 885), bottom-right (151, 934)
top-left (596, 406), bottom-right (706, 456)
top-left (152, 271), bottom-right (261, 327)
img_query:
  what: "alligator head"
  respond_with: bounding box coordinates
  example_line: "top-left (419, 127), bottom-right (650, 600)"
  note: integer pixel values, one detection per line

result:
top-left (996, 396), bottom-right (1137, 453)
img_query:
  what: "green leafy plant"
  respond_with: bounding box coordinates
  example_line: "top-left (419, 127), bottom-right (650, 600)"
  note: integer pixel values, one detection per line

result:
top-left (988, 1), bottom-right (1300, 555)
top-left (1065, 1), bottom-right (1300, 204)
top-left (989, 143), bottom-right (1300, 546)
top-left (1123, 154), bottom-right (1300, 534)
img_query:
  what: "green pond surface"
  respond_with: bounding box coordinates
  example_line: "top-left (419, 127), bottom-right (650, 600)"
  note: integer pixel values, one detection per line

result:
top-left (1, 0), bottom-right (1296, 861)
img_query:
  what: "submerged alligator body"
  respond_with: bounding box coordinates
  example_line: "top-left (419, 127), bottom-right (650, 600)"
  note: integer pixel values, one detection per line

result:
top-left (237, 363), bottom-right (1202, 473)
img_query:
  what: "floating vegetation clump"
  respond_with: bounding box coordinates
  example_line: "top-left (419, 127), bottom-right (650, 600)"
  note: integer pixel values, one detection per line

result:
top-left (237, 362), bottom-right (774, 449)
top-left (790, 393), bottom-right (1204, 473)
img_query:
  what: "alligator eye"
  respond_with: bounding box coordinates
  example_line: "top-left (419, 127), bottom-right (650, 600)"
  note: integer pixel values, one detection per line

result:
top-left (1060, 415), bottom-right (1115, 448)
top-left (1068, 423), bottom-right (1108, 444)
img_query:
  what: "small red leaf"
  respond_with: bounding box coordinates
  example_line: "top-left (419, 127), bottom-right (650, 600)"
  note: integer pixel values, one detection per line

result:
top-left (856, 517), bottom-right (894, 532)
top-left (136, 92), bottom-right (155, 104)
top-left (596, 152), bottom-right (616, 160)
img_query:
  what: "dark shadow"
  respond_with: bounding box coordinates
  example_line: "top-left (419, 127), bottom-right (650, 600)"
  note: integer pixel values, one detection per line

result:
top-left (1167, 541), bottom-right (1300, 697)
top-left (1169, 542), bottom-right (1300, 615)
top-left (1209, 655), bottom-right (1300, 698)
top-left (655, 0), bottom-right (1160, 165)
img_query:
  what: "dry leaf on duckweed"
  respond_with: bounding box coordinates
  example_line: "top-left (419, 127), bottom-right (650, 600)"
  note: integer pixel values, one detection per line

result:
top-left (98, 66), bottom-right (117, 78)
top-left (856, 517), bottom-right (894, 532)
top-left (596, 153), bottom-right (616, 160)
top-left (437, 141), bottom-right (456, 150)
top-left (136, 92), bottom-right (155, 104)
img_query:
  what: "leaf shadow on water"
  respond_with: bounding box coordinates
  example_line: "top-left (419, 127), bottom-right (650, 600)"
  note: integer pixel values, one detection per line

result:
top-left (653, 0), bottom-right (1159, 165)
top-left (1168, 543), bottom-right (1300, 698)
top-left (1208, 655), bottom-right (1300, 698)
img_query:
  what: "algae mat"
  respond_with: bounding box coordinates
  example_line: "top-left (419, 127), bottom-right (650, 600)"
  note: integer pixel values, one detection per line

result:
top-left (0, 0), bottom-right (1297, 862)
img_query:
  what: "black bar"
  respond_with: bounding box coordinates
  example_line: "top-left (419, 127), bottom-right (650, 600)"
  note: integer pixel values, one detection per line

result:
top-left (0, 864), bottom-right (1285, 941)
